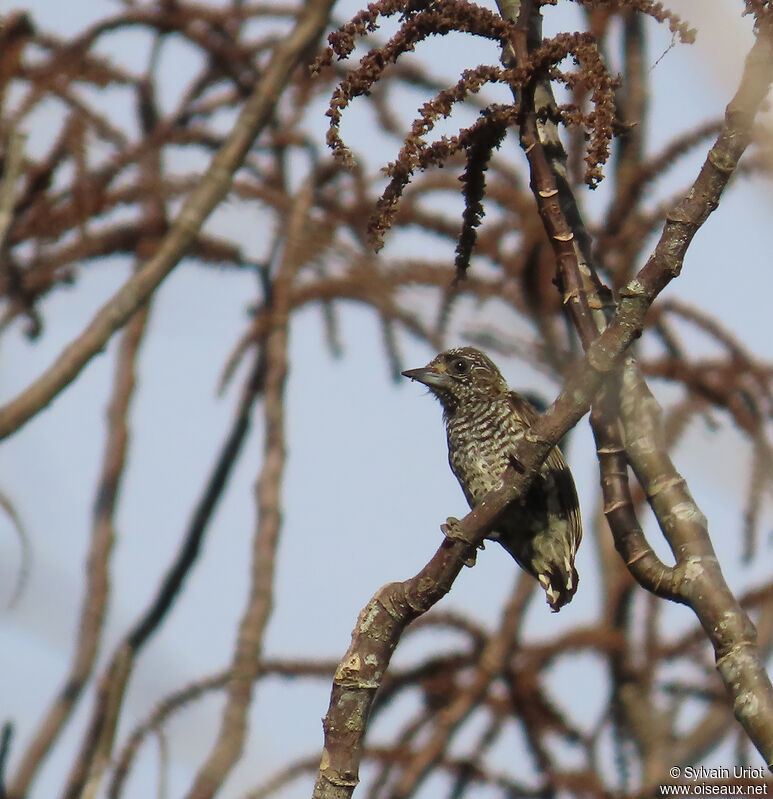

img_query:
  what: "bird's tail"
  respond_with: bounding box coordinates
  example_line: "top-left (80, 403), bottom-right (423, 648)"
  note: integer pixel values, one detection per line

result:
top-left (537, 557), bottom-right (579, 612)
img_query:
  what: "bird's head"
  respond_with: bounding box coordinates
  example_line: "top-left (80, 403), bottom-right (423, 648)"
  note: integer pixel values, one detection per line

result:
top-left (402, 347), bottom-right (509, 411)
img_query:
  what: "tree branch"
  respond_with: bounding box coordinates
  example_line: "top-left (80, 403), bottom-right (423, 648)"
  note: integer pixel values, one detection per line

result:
top-left (0, 0), bottom-right (335, 441)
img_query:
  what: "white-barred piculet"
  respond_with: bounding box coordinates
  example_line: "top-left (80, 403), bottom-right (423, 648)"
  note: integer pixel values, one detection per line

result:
top-left (402, 346), bottom-right (582, 611)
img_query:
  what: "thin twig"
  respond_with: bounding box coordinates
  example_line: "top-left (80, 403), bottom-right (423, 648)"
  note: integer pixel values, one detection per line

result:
top-left (0, 130), bottom-right (25, 253)
top-left (9, 298), bottom-right (149, 799)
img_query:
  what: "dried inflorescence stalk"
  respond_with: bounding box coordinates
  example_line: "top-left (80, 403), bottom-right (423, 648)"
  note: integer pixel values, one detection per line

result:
top-left (317, 0), bottom-right (623, 264)
top-left (455, 105), bottom-right (511, 277)
top-left (315, 0), bottom-right (511, 160)
top-left (577, 0), bottom-right (696, 42)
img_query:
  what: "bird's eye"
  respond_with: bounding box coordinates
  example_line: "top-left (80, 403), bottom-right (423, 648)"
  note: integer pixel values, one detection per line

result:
top-left (451, 358), bottom-right (469, 375)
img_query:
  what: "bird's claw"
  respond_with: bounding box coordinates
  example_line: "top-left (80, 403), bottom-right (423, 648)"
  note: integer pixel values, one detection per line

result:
top-left (440, 517), bottom-right (478, 567)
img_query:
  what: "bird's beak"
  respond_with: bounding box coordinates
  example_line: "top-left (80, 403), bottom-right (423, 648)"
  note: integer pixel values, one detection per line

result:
top-left (401, 365), bottom-right (451, 390)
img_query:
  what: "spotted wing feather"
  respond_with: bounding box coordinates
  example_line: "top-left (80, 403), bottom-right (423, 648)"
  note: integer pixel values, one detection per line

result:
top-left (495, 393), bottom-right (582, 611)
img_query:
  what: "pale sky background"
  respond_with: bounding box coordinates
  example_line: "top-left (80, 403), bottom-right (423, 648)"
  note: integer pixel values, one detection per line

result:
top-left (1, 1), bottom-right (772, 797)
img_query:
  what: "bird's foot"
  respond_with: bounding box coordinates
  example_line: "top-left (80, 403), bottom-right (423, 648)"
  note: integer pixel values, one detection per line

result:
top-left (440, 517), bottom-right (480, 567)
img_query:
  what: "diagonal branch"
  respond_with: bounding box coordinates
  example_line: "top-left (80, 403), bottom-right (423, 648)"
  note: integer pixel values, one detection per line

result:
top-left (503, 0), bottom-right (773, 771)
top-left (620, 362), bottom-right (773, 771)
top-left (0, 0), bottom-right (335, 442)
top-left (312, 187), bottom-right (715, 795)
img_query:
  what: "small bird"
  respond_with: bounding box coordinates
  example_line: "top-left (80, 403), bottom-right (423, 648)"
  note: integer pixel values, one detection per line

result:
top-left (402, 346), bottom-right (582, 611)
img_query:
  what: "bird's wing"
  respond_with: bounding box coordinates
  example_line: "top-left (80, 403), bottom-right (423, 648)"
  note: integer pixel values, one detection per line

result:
top-left (544, 445), bottom-right (583, 548)
top-left (508, 391), bottom-right (582, 544)
top-left (507, 391), bottom-right (540, 427)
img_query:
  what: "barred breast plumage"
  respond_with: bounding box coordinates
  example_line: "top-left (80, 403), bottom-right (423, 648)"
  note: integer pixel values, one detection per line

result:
top-left (403, 346), bottom-right (582, 612)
